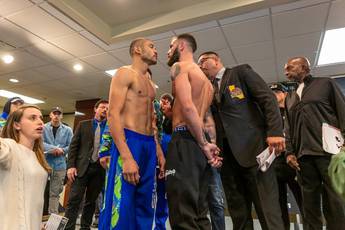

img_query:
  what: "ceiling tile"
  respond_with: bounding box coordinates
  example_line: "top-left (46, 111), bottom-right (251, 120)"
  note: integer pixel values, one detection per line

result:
top-left (81, 52), bottom-right (123, 71)
top-left (244, 59), bottom-right (277, 83)
top-left (50, 33), bottom-right (104, 57)
top-left (25, 41), bottom-right (74, 63)
top-left (0, 50), bottom-right (47, 74)
top-left (40, 2), bottom-right (85, 32)
top-left (209, 48), bottom-right (237, 67)
top-left (271, 0), bottom-right (329, 13)
top-left (56, 59), bottom-right (99, 74)
top-left (326, 0), bottom-right (345, 30)
top-left (275, 32), bottom-right (321, 65)
top-left (0, 69), bottom-right (51, 86)
top-left (34, 64), bottom-right (73, 80)
top-left (0, 85), bottom-right (46, 102)
top-left (147, 31), bottom-right (175, 41)
top-left (174, 21), bottom-right (218, 34)
top-left (0, 0), bottom-right (33, 17)
top-left (109, 47), bottom-right (132, 65)
top-left (191, 27), bottom-right (228, 54)
top-left (232, 41), bottom-right (274, 62)
top-left (222, 16), bottom-right (272, 47)
top-left (0, 20), bottom-right (42, 47)
top-left (106, 40), bottom-right (131, 51)
top-left (272, 3), bottom-right (329, 39)
top-left (219, 9), bottom-right (269, 25)
top-left (7, 6), bottom-right (75, 40)
top-left (313, 64), bottom-right (345, 77)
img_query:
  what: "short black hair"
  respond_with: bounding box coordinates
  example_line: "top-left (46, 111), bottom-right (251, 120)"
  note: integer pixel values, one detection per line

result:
top-left (177, 33), bottom-right (197, 53)
top-left (94, 99), bottom-right (108, 108)
top-left (198, 51), bottom-right (219, 59)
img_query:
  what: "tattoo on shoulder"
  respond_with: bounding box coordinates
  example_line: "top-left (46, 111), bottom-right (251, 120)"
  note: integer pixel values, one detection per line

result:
top-left (170, 63), bottom-right (181, 81)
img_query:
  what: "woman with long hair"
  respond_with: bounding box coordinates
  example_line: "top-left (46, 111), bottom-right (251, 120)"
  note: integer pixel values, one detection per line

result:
top-left (0, 105), bottom-right (51, 230)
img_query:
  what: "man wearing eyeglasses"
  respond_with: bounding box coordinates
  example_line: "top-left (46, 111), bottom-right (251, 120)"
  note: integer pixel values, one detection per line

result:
top-left (198, 51), bottom-right (285, 230)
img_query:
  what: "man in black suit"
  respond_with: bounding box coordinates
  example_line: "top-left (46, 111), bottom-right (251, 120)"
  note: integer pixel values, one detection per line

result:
top-left (198, 51), bottom-right (285, 230)
top-left (64, 99), bottom-right (108, 230)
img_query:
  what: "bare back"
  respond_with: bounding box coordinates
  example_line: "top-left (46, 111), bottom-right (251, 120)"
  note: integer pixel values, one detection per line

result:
top-left (172, 62), bottom-right (213, 129)
top-left (112, 66), bottom-right (156, 135)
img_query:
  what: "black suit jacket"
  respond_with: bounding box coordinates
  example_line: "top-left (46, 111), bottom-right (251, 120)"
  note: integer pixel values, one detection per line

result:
top-left (67, 119), bottom-right (96, 177)
top-left (212, 64), bottom-right (283, 167)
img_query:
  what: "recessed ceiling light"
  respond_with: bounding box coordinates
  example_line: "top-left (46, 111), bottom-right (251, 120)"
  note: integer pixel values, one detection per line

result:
top-left (73, 63), bottom-right (83, 71)
top-left (9, 78), bottom-right (19, 83)
top-left (105, 69), bottom-right (118, 77)
top-left (318, 27), bottom-right (345, 66)
top-left (2, 54), bottom-right (14, 64)
top-left (0, 89), bottom-right (44, 104)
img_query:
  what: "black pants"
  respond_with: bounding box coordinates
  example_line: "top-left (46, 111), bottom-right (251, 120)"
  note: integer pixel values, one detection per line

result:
top-left (274, 155), bottom-right (303, 230)
top-left (221, 138), bottom-right (284, 230)
top-left (166, 130), bottom-right (212, 230)
top-left (64, 162), bottom-right (105, 230)
top-left (298, 155), bottom-right (345, 230)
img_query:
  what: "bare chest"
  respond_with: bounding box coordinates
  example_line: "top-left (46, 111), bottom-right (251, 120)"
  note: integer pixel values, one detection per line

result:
top-left (130, 76), bottom-right (156, 100)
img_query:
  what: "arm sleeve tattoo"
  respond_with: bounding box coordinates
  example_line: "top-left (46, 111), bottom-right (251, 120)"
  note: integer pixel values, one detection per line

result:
top-left (170, 63), bottom-right (181, 81)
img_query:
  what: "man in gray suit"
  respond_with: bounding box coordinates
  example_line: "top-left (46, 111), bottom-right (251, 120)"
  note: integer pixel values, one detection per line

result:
top-left (198, 51), bottom-right (285, 230)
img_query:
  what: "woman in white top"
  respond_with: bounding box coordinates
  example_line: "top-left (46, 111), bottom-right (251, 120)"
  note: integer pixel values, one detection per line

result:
top-left (0, 105), bottom-right (51, 230)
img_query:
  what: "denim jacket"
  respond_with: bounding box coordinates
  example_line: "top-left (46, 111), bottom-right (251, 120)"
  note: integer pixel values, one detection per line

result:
top-left (43, 122), bottom-right (73, 170)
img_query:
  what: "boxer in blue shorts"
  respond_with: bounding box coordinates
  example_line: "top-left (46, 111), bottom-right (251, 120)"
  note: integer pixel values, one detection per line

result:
top-left (99, 37), bottom-right (165, 230)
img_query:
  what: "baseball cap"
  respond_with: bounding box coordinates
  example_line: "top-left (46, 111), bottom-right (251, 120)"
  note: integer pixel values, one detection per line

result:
top-left (2, 97), bottom-right (24, 114)
top-left (269, 83), bottom-right (288, 92)
top-left (51, 106), bottom-right (63, 114)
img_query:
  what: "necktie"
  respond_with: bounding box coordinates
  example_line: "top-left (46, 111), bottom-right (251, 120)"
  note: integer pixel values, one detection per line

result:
top-left (213, 78), bottom-right (220, 103)
top-left (92, 122), bottom-right (101, 162)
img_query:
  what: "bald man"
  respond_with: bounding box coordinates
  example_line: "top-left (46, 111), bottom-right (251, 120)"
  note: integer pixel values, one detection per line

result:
top-left (284, 57), bottom-right (345, 230)
top-left (99, 38), bottom-right (165, 230)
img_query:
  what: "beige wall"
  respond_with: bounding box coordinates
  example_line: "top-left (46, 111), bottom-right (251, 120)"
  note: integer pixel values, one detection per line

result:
top-left (62, 114), bottom-right (75, 128)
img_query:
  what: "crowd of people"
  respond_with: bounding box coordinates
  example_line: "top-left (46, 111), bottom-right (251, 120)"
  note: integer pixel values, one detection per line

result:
top-left (1, 33), bottom-right (345, 230)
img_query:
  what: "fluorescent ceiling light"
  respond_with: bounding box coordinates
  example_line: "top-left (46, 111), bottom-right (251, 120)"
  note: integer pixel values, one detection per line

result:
top-left (105, 69), bottom-right (118, 77)
top-left (2, 54), bottom-right (14, 64)
top-left (0, 89), bottom-right (44, 104)
top-left (9, 78), bottom-right (19, 83)
top-left (318, 27), bottom-right (345, 66)
top-left (73, 63), bottom-right (83, 71)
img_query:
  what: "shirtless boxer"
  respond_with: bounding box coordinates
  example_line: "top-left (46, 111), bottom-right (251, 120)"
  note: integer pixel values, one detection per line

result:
top-left (165, 34), bottom-right (222, 229)
top-left (99, 37), bottom-right (165, 230)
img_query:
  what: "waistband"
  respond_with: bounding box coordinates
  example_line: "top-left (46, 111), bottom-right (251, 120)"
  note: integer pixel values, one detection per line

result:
top-left (173, 125), bottom-right (188, 132)
top-left (124, 128), bottom-right (154, 141)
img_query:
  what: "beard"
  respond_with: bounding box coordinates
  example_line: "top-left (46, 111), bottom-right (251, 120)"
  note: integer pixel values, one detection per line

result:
top-left (167, 48), bottom-right (180, 67)
top-left (288, 73), bottom-right (303, 83)
top-left (142, 55), bottom-right (157, 65)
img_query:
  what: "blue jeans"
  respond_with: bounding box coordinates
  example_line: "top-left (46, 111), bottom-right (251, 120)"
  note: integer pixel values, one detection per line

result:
top-left (208, 167), bottom-right (225, 230)
top-left (154, 133), bottom-right (171, 230)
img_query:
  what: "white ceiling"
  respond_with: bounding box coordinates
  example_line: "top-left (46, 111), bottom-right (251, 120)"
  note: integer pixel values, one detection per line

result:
top-left (0, 0), bottom-right (345, 114)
